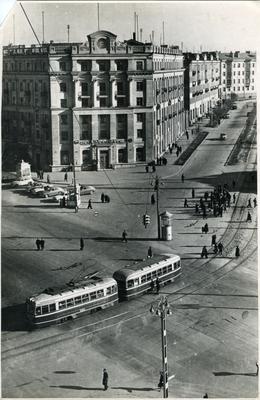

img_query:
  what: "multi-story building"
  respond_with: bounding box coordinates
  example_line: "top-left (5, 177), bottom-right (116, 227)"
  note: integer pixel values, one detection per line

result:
top-left (219, 51), bottom-right (256, 100)
top-left (183, 52), bottom-right (220, 125)
top-left (2, 30), bottom-right (185, 171)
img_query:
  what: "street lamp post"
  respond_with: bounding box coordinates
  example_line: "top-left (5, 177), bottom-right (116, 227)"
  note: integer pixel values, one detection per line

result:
top-left (154, 175), bottom-right (161, 240)
top-left (150, 296), bottom-right (172, 398)
top-left (73, 140), bottom-right (78, 213)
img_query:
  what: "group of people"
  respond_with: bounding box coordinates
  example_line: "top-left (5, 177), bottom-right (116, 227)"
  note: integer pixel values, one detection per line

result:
top-left (194, 185), bottom-right (232, 219)
top-left (36, 170), bottom-right (44, 180)
top-left (101, 193), bottom-right (110, 203)
top-left (35, 238), bottom-right (45, 250)
top-left (150, 277), bottom-right (161, 294)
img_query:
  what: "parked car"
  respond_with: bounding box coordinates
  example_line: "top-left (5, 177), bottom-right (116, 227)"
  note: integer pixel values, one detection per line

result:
top-left (30, 184), bottom-right (53, 195)
top-left (39, 187), bottom-right (67, 198)
top-left (220, 133), bottom-right (227, 140)
top-left (11, 178), bottom-right (34, 187)
top-left (222, 114), bottom-right (229, 119)
top-left (66, 185), bottom-right (96, 195)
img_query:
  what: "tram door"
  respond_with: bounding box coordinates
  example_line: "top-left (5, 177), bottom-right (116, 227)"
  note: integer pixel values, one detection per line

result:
top-left (99, 150), bottom-right (109, 169)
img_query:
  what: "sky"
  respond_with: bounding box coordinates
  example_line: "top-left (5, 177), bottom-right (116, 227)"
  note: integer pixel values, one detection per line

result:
top-left (1, 1), bottom-right (260, 52)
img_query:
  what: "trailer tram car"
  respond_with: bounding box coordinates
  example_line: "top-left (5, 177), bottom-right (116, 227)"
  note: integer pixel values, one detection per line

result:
top-left (113, 254), bottom-right (181, 301)
top-left (26, 276), bottom-right (118, 328)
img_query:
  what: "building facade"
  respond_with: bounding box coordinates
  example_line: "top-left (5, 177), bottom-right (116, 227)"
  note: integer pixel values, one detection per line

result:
top-left (219, 51), bottom-right (256, 100)
top-left (2, 30), bottom-right (185, 171)
top-left (184, 52), bottom-right (220, 125)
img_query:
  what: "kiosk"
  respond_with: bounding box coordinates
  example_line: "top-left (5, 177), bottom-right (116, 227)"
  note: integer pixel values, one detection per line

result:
top-left (160, 211), bottom-right (173, 241)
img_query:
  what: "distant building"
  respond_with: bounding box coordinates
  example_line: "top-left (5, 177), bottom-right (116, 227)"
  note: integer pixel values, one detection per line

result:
top-left (184, 52), bottom-right (220, 125)
top-left (219, 51), bottom-right (256, 100)
top-left (2, 30), bottom-right (185, 171)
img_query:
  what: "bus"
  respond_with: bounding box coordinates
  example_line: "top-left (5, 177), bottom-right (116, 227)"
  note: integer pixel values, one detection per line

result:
top-left (113, 253), bottom-right (181, 301)
top-left (26, 275), bottom-right (118, 328)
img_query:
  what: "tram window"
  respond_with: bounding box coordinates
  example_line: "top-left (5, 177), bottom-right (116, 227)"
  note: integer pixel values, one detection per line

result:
top-left (107, 287), bottom-right (112, 295)
top-left (75, 296), bottom-right (82, 304)
top-left (90, 292), bottom-right (97, 300)
top-left (66, 298), bottom-right (74, 307)
top-left (174, 262), bottom-right (177, 270)
top-left (97, 289), bottom-right (104, 298)
top-left (128, 280), bottom-right (134, 288)
top-left (112, 285), bottom-right (117, 293)
top-left (141, 275), bottom-right (146, 283)
top-left (147, 273), bottom-right (151, 281)
top-left (59, 301), bottom-right (66, 309)
top-left (178, 261), bottom-right (181, 267)
top-left (36, 307), bottom-right (41, 315)
top-left (82, 294), bottom-right (89, 302)
top-left (152, 271), bottom-right (157, 278)
top-left (162, 267), bottom-right (167, 274)
top-left (157, 269), bottom-right (162, 276)
top-left (168, 264), bottom-right (173, 272)
top-left (134, 278), bottom-right (139, 286)
top-left (49, 303), bottom-right (56, 312)
top-left (42, 305), bottom-right (49, 314)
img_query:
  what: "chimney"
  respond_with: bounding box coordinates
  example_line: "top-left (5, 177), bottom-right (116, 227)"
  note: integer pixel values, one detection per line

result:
top-left (133, 32), bottom-right (136, 41)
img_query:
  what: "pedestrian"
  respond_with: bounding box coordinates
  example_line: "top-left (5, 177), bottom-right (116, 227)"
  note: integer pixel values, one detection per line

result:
top-left (105, 195), bottom-right (110, 203)
top-left (64, 172), bottom-right (68, 182)
top-left (203, 394), bottom-right (208, 399)
top-left (203, 208), bottom-right (207, 219)
top-left (192, 188), bottom-right (195, 198)
top-left (145, 165), bottom-right (149, 173)
top-left (169, 146), bottom-right (173, 154)
top-left (101, 193), bottom-right (105, 203)
top-left (195, 203), bottom-right (199, 214)
top-left (179, 146), bottom-right (182, 153)
top-left (214, 244), bottom-right (218, 254)
top-left (235, 245), bottom-right (240, 257)
top-left (36, 238), bottom-right (40, 251)
top-left (159, 157), bottom-right (162, 166)
top-left (40, 238), bottom-right (45, 250)
top-left (158, 371), bottom-right (164, 390)
top-left (181, 174), bottom-right (184, 183)
top-left (219, 205), bottom-right (223, 217)
top-left (218, 242), bottom-right (223, 256)
top-left (102, 368), bottom-right (108, 391)
top-left (204, 191), bottom-right (209, 201)
top-left (47, 174), bottom-right (50, 184)
top-left (247, 198), bottom-right (252, 208)
top-left (184, 198), bottom-right (188, 208)
top-left (150, 280), bottom-right (155, 292)
top-left (152, 165), bottom-right (156, 173)
top-left (246, 212), bottom-right (252, 222)
top-left (201, 246), bottom-right (208, 258)
top-left (253, 197), bottom-right (257, 207)
top-left (80, 237), bottom-right (84, 251)
top-left (151, 194), bottom-right (156, 205)
top-left (256, 362), bottom-right (259, 377)
top-left (122, 229), bottom-right (128, 243)
top-left (176, 149), bottom-right (179, 157)
top-left (156, 278), bottom-right (160, 294)
top-left (186, 130), bottom-right (189, 140)
top-left (204, 223), bottom-right (209, 233)
top-left (87, 199), bottom-right (92, 209)
top-left (147, 246), bottom-right (153, 258)
top-left (232, 179), bottom-right (236, 188)
top-left (233, 193), bottom-right (236, 203)
top-left (211, 234), bottom-right (216, 246)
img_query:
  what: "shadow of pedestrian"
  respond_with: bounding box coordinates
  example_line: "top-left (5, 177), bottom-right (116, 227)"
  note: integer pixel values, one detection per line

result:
top-left (49, 385), bottom-right (104, 391)
top-left (111, 386), bottom-right (158, 392)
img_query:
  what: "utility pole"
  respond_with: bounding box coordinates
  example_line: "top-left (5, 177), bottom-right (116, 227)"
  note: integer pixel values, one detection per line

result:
top-left (67, 24), bottom-right (70, 43)
top-left (13, 14), bottom-right (15, 44)
top-left (97, 3), bottom-right (100, 30)
top-left (154, 176), bottom-right (161, 240)
top-left (42, 11), bottom-right (45, 43)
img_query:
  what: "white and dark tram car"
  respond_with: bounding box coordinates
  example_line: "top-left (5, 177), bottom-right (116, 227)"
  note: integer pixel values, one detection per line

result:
top-left (26, 275), bottom-right (118, 328)
top-left (113, 253), bottom-right (181, 301)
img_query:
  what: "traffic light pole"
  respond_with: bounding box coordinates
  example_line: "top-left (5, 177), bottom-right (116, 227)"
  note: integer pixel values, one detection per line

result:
top-left (161, 305), bottom-right (169, 398)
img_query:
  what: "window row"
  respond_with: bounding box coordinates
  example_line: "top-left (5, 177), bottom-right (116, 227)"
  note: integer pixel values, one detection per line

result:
top-left (127, 262), bottom-right (180, 288)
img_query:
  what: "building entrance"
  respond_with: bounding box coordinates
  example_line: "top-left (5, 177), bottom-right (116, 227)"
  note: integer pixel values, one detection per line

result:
top-left (99, 150), bottom-right (109, 169)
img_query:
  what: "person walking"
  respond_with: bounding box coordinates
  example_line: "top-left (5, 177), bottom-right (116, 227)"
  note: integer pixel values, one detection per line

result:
top-left (80, 237), bottom-right (84, 251)
top-left (102, 369), bottom-right (108, 391)
top-left (204, 223), bottom-right (209, 234)
top-left (47, 174), bottom-right (50, 184)
top-left (145, 165), bottom-right (149, 173)
top-left (156, 278), bottom-right (160, 294)
top-left (64, 172), bottom-right (68, 182)
top-left (36, 238), bottom-right (40, 251)
top-left (256, 362), bottom-right (259, 377)
top-left (247, 198), bottom-right (252, 208)
top-left (214, 244), bottom-right (218, 254)
top-left (253, 197), bottom-right (257, 207)
top-left (150, 280), bottom-right (155, 292)
top-left (101, 193), bottom-right (105, 203)
top-left (202, 208), bottom-right (207, 219)
top-left (195, 203), bottom-right (199, 214)
top-left (184, 198), bottom-right (188, 208)
top-left (152, 165), bottom-right (156, 173)
top-left (87, 199), bottom-right (92, 209)
top-left (181, 174), bottom-right (184, 183)
top-left (246, 212), bottom-right (252, 222)
top-left (147, 246), bottom-right (153, 258)
top-left (122, 230), bottom-right (128, 243)
top-left (218, 242), bottom-right (223, 256)
top-left (235, 245), bottom-right (240, 257)
top-left (151, 194), bottom-right (155, 205)
top-left (192, 188), bottom-right (195, 198)
top-left (203, 394), bottom-right (208, 398)
top-left (40, 238), bottom-right (45, 250)
top-left (211, 234), bottom-right (216, 246)
top-left (158, 371), bottom-right (164, 390)
top-left (201, 246), bottom-right (208, 258)
top-left (233, 193), bottom-right (236, 203)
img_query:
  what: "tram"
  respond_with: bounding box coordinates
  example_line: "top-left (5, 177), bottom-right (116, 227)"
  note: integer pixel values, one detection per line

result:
top-left (113, 253), bottom-right (181, 301)
top-left (26, 275), bottom-right (118, 328)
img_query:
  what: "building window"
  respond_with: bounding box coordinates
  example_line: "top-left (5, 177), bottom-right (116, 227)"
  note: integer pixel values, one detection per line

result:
top-left (237, 87), bottom-right (240, 91)
top-left (61, 99), bottom-right (67, 108)
top-left (81, 61), bottom-right (91, 71)
top-left (60, 151), bottom-right (69, 165)
top-left (238, 71), bottom-right (240, 76)
top-left (233, 79), bottom-right (235, 84)
top-left (233, 87), bottom-right (236, 91)
top-left (116, 60), bottom-right (127, 71)
top-left (233, 71), bottom-right (236, 76)
top-left (136, 147), bottom-right (145, 161)
top-left (36, 129), bottom-right (40, 139)
top-left (60, 62), bottom-right (66, 71)
top-left (252, 70), bottom-right (254, 75)
top-left (61, 131), bottom-right (68, 141)
top-left (98, 60), bottom-right (110, 71)
top-left (137, 129), bottom-right (144, 139)
top-left (238, 63), bottom-right (240, 67)
top-left (117, 82), bottom-right (124, 95)
top-left (136, 61), bottom-right (143, 71)
top-left (82, 98), bottom-right (90, 107)
top-left (81, 130), bottom-right (91, 140)
top-left (35, 82), bottom-right (38, 91)
top-left (60, 82), bottom-right (67, 92)
top-left (136, 81), bottom-right (144, 91)
top-left (61, 114), bottom-right (68, 124)
top-left (117, 129), bottom-right (126, 139)
top-left (252, 86), bottom-right (254, 90)
top-left (223, 72), bottom-right (226, 76)
top-left (223, 79), bottom-right (226, 84)
top-left (100, 98), bottom-right (108, 107)
top-left (82, 149), bottom-right (92, 164)
top-left (81, 82), bottom-right (88, 95)
top-left (137, 97), bottom-right (143, 106)
top-left (238, 79), bottom-right (240, 84)
top-left (99, 82), bottom-right (106, 95)
top-left (136, 113), bottom-right (143, 122)
top-left (233, 63), bottom-right (236, 68)
top-left (118, 148), bottom-right (127, 163)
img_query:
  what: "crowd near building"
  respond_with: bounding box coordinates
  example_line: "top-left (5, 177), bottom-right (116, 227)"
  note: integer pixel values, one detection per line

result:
top-left (2, 29), bottom-right (256, 171)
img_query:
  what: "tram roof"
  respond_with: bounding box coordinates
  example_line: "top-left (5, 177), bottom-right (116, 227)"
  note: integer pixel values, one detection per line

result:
top-left (113, 253), bottom-right (179, 280)
top-left (29, 276), bottom-right (116, 303)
